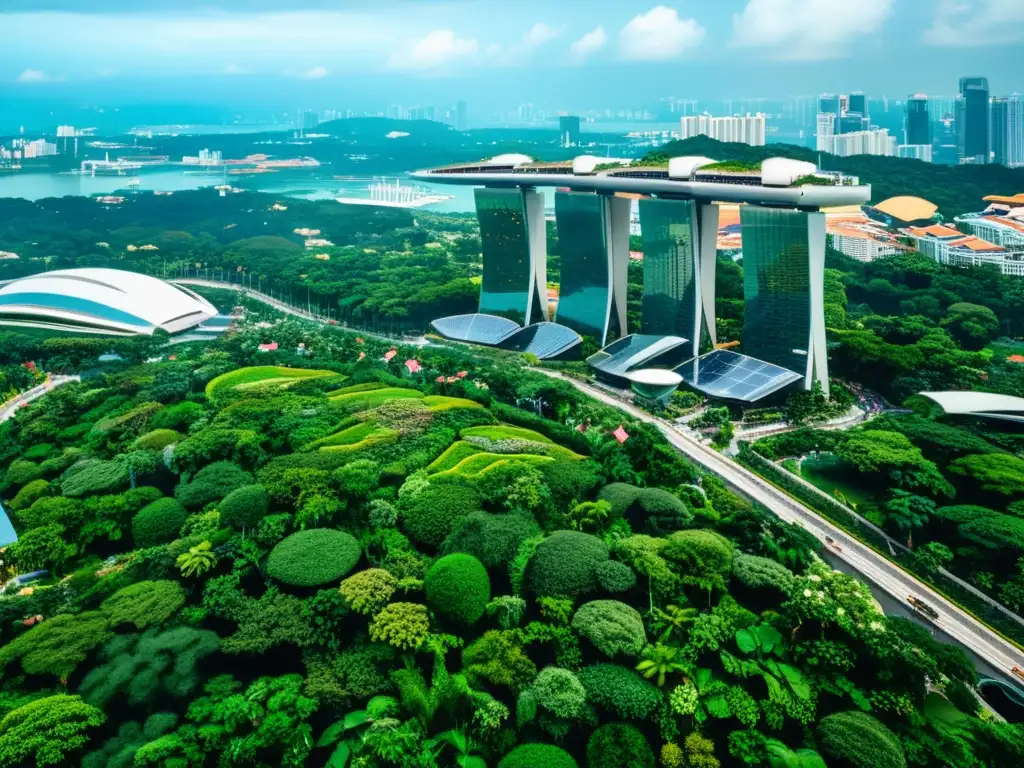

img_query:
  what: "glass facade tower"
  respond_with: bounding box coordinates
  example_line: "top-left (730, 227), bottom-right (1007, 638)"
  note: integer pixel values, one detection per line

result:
top-left (906, 95), bottom-right (931, 146)
top-left (553, 192), bottom-right (627, 345)
top-left (475, 187), bottom-right (547, 325)
top-left (959, 76), bottom-right (990, 163)
top-left (740, 207), bottom-right (828, 393)
top-left (638, 198), bottom-right (718, 355)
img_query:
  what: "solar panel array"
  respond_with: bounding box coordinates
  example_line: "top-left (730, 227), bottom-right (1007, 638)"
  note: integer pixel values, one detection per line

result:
top-left (675, 349), bottom-right (802, 402)
top-left (501, 322), bottom-right (582, 359)
top-left (589, 334), bottom-right (689, 378)
top-left (431, 313), bottom-right (521, 345)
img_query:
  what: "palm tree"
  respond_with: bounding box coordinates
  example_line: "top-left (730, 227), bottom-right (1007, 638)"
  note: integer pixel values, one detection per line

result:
top-left (636, 643), bottom-right (690, 687)
top-left (765, 739), bottom-right (827, 768)
top-left (176, 541), bottom-right (217, 578)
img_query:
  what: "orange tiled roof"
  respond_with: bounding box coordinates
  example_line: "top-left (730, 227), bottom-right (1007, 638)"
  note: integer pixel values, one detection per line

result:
top-left (955, 237), bottom-right (1004, 252)
top-left (983, 193), bottom-right (1024, 205)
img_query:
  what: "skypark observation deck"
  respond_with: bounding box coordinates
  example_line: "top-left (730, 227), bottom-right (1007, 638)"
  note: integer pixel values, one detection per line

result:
top-left (417, 154), bottom-right (871, 402)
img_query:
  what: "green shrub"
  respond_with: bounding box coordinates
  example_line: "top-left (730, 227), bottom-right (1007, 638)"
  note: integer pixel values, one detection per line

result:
top-left (663, 529), bottom-right (733, 589)
top-left (598, 483), bottom-right (692, 535)
top-left (4, 459), bottom-right (42, 489)
top-left (368, 602), bottom-right (430, 650)
top-left (266, 529), bottom-right (361, 587)
top-left (0, 612), bottom-right (111, 681)
top-left (425, 554), bottom-right (491, 625)
top-left (595, 560), bottom-right (637, 593)
top-left (339, 568), bottom-right (398, 614)
top-left (133, 429), bottom-right (182, 451)
top-left (0, 694), bottom-right (106, 768)
top-left (132, 498), bottom-right (188, 547)
top-left (732, 553), bottom-right (795, 592)
top-left (578, 663), bottom-right (663, 720)
top-left (572, 600), bottom-right (646, 657)
top-left (149, 401), bottom-right (206, 432)
top-left (174, 461), bottom-right (254, 510)
top-left (529, 666), bottom-right (587, 720)
top-left (527, 530), bottom-right (609, 598)
top-left (587, 723), bottom-right (654, 768)
top-left (498, 743), bottom-right (577, 768)
top-left (61, 459), bottom-right (130, 498)
top-left (400, 482), bottom-right (481, 549)
top-left (462, 630), bottom-right (537, 692)
top-left (441, 511), bottom-right (541, 568)
top-left (217, 484), bottom-right (268, 531)
top-left (205, 365), bottom-right (334, 399)
top-left (101, 580), bottom-right (186, 630)
top-left (7, 478), bottom-right (51, 511)
top-left (818, 711), bottom-right (906, 768)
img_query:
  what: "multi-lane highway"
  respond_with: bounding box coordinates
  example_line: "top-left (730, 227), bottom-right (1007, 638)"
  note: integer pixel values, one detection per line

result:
top-left (535, 369), bottom-right (1024, 681)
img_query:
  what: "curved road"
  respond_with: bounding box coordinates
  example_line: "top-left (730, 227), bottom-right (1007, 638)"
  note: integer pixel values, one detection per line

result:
top-left (536, 369), bottom-right (1024, 684)
top-left (0, 375), bottom-right (80, 424)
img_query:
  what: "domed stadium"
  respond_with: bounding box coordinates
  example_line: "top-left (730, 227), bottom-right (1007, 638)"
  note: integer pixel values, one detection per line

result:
top-left (0, 268), bottom-right (218, 336)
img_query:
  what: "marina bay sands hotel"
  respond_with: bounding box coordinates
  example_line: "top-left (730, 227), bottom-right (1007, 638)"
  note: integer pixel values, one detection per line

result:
top-left (411, 154), bottom-right (871, 403)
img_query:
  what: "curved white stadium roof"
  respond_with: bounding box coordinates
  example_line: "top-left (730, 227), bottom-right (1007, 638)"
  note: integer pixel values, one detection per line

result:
top-left (0, 268), bottom-right (218, 336)
top-left (920, 391), bottom-right (1024, 423)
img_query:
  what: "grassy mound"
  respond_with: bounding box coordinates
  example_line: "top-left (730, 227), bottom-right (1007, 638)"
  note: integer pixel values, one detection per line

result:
top-left (433, 452), bottom-right (554, 479)
top-left (423, 396), bottom-right (485, 411)
top-left (205, 366), bottom-right (335, 399)
top-left (461, 424), bottom-right (554, 443)
top-left (329, 387), bottom-right (424, 410)
top-left (427, 442), bottom-right (484, 473)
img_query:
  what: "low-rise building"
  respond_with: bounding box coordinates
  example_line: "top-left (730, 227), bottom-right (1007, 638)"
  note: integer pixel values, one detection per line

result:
top-left (903, 223), bottom-right (1024, 276)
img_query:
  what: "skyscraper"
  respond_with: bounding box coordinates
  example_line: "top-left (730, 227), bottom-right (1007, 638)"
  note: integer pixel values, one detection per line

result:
top-left (959, 76), bottom-right (990, 163)
top-left (678, 113), bottom-right (766, 146)
top-left (906, 94), bottom-right (931, 145)
top-left (848, 92), bottom-right (868, 117)
top-left (815, 113), bottom-right (835, 152)
top-left (559, 115), bottom-right (581, 148)
top-left (740, 207), bottom-right (828, 394)
top-left (553, 192), bottom-right (629, 345)
top-left (474, 188), bottom-right (547, 325)
top-left (637, 198), bottom-right (718, 356)
top-left (992, 94), bottom-right (1024, 167)
top-left (819, 93), bottom-right (841, 132)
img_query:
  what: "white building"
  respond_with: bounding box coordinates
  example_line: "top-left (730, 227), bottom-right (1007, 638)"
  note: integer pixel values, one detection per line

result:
top-left (955, 213), bottom-right (1024, 249)
top-left (56, 125), bottom-right (77, 138)
top-left (904, 223), bottom-right (1024, 276)
top-left (898, 144), bottom-right (933, 162)
top-left (20, 139), bottom-right (58, 159)
top-left (680, 113), bottom-right (766, 146)
top-left (824, 128), bottom-right (896, 157)
top-left (815, 113), bottom-right (835, 152)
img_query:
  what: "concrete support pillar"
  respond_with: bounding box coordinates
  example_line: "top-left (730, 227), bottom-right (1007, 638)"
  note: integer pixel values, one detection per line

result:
top-left (603, 195), bottom-right (631, 340)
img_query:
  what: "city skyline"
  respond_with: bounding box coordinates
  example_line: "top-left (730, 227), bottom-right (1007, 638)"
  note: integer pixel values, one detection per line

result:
top-left (2, 0), bottom-right (1023, 122)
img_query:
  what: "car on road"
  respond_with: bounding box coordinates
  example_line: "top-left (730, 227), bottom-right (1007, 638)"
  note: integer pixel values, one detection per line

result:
top-left (825, 535), bottom-right (843, 552)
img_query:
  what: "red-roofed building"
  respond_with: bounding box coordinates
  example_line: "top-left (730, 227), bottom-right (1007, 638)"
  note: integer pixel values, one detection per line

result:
top-left (903, 222), bottom-right (1022, 276)
top-left (613, 425), bottom-right (629, 444)
top-left (257, 342), bottom-right (278, 352)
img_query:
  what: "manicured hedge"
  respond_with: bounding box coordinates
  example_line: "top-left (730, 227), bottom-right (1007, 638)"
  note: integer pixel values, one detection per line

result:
top-left (425, 554), bottom-right (491, 625)
top-left (205, 366), bottom-right (334, 399)
top-left (401, 482), bottom-right (481, 549)
top-left (441, 511), bottom-right (541, 569)
top-left (132, 429), bottom-right (182, 451)
top-left (572, 600), bottom-right (646, 657)
top-left (174, 462), bottom-right (254, 511)
top-left (266, 529), bottom-right (361, 587)
top-left (132, 498), bottom-right (188, 547)
top-left (818, 711), bottom-right (906, 768)
top-left (598, 482), bottom-right (692, 535)
top-left (587, 723), bottom-right (654, 768)
top-left (577, 663), bottom-right (663, 720)
top-left (217, 484), bottom-right (269, 531)
top-left (527, 530), bottom-right (608, 598)
top-left (595, 560), bottom-right (637, 593)
top-left (498, 743), bottom-right (577, 768)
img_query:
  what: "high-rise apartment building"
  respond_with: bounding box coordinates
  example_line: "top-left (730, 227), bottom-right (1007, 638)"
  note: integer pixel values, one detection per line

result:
top-left (820, 128), bottom-right (894, 157)
top-left (992, 94), bottom-right (1024, 167)
top-left (815, 113), bottom-right (835, 152)
top-left (559, 115), bottom-right (581, 148)
top-left (906, 94), bottom-right (931, 145)
top-left (679, 113), bottom-right (766, 146)
top-left (898, 144), bottom-right (933, 162)
top-left (959, 76), bottom-right (990, 163)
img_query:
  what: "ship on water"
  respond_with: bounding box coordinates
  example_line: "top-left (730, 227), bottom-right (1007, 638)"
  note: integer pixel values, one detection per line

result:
top-left (336, 177), bottom-right (453, 209)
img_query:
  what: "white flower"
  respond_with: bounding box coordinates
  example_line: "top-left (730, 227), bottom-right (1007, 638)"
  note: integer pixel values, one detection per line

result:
top-left (836, 607), bottom-right (845, 616)
top-left (817, 591), bottom-right (825, 599)
top-left (803, 589), bottom-right (812, 597)
top-left (870, 621), bottom-right (884, 632)
top-left (808, 574), bottom-right (822, 583)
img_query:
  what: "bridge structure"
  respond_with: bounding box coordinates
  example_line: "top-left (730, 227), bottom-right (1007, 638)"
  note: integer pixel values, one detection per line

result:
top-left (411, 153), bottom-right (871, 403)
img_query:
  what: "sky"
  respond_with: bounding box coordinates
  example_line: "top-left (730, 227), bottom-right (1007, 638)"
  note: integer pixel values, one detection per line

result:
top-left (2, 0), bottom-right (1023, 124)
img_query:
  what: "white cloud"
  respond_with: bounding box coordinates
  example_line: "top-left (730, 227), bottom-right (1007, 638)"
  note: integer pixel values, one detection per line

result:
top-left (386, 29), bottom-right (478, 71)
top-left (731, 0), bottom-right (894, 60)
top-left (18, 69), bottom-right (49, 83)
top-left (523, 22), bottom-right (561, 48)
top-left (298, 65), bottom-right (328, 79)
top-left (568, 26), bottom-right (608, 63)
top-left (923, 0), bottom-right (1024, 46)
top-left (619, 6), bottom-right (705, 61)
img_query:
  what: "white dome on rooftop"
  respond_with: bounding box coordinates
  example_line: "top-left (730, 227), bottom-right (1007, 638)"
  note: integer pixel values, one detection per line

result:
top-left (668, 156), bottom-right (717, 180)
top-left (486, 153), bottom-right (533, 167)
top-left (761, 157), bottom-right (817, 187)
